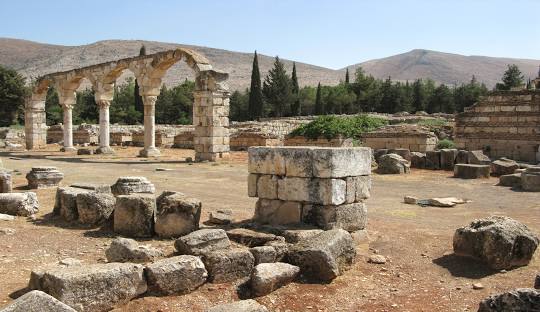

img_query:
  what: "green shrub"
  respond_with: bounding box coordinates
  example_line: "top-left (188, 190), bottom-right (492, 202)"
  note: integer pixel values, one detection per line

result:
top-left (436, 139), bottom-right (455, 149)
top-left (290, 115), bottom-right (387, 140)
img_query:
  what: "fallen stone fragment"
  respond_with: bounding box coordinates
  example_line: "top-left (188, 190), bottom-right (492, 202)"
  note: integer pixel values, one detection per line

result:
top-left (0, 227), bottom-right (15, 235)
top-left (113, 194), bottom-right (156, 238)
top-left (368, 254), bottom-right (387, 264)
top-left (155, 191), bottom-right (201, 238)
top-left (456, 150), bottom-right (469, 164)
top-left (287, 229), bottom-right (356, 282)
top-left (377, 153), bottom-right (410, 174)
top-left (54, 187), bottom-right (90, 221)
top-left (387, 148), bottom-right (411, 161)
top-left (227, 228), bottom-right (281, 247)
top-left (208, 209), bottom-right (233, 225)
top-left (145, 255), bottom-right (207, 295)
top-left (111, 176), bottom-right (155, 195)
top-left (0, 290), bottom-right (76, 312)
top-left (0, 192), bottom-right (39, 216)
top-left (28, 259), bottom-right (83, 290)
top-left (206, 299), bottom-right (269, 312)
top-left (303, 202), bottom-right (368, 232)
top-left (410, 152), bottom-right (426, 169)
top-left (440, 149), bottom-right (458, 170)
top-left (264, 240), bottom-right (289, 262)
top-left (0, 170), bottom-right (13, 193)
top-left (76, 192), bottom-right (116, 225)
top-left (77, 148), bottom-right (94, 155)
top-left (250, 262), bottom-right (300, 296)
top-left (26, 167), bottom-right (64, 189)
top-left (453, 216), bottom-right (539, 270)
top-left (404, 196), bottom-right (418, 205)
top-left (106, 237), bottom-right (163, 263)
top-left (522, 166), bottom-right (540, 192)
top-left (478, 288), bottom-right (540, 312)
top-left (279, 228), bottom-right (324, 244)
top-left (155, 168), bottom-right (173, 171)
top-left (0, 213), bottom-right (15, 221)
top-left (175, 229), bottom-right (231, 255)
top-left (425, 150), bottom-right (441, 170)
top-left (249, 246), bottom-right (277, 265)
top-left (499, 173), bottom-right (522, 188)
top-left (70, 183), bottom-right (111, 193)
top-left (202, 248), bottom-right (255, 283)
top-left (454, 164), bottom-right (490, 179)
top-left (40, 262), bottom-right (147, 312)
top-left (491, 158), bottom-right (519, 176)
top-left (468, 150), bottom-right (491, 165)
top-left (426, 197), bottom-right (468, 208)
top-left (473, 282), bottom-right (484, 290)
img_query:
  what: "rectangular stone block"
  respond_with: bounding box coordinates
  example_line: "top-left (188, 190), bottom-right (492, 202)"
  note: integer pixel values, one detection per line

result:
top-left (344, 175), bottom-right (371, 203)
top-left (248, 147), bottom-right (286, 175)
top-left (257, 174), bottom-right (278, 199)
top-left (255, 199), bottom-right (302, 224)
top-left (303, 202), bottom-right (367, 232)
top-left (247, 174), bottom-right (259, 197)
top-left (277, 177), bottom-right (346, 205)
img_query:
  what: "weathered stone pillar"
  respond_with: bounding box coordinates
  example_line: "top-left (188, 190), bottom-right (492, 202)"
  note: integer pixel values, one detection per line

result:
top-left (61, 103), bottom-right (76, 152)
top-left (139, 95), bottom-right (160, 157)
top-left (24, 94), bottom-right (47, 149)
top-left (96, 100), bottom-right (114, 154)
top-left (193, 90), bottom-right (230, 161)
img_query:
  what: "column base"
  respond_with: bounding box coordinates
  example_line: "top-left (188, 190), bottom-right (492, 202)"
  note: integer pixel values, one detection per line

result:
top-left (195, 152), bottom-right (230, 162)
top-left (96, 146), bottom-right (115, 155)
top-left (60, 147), bottom-right (77, 152)
top-left (139, 147), bottom-right (161, 158)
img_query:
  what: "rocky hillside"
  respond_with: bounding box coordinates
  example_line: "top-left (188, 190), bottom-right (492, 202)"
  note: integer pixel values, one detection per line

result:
top-left (346, 49), bottom-right (540, 88)
top-left (0, 38), bottom-right (343, 91)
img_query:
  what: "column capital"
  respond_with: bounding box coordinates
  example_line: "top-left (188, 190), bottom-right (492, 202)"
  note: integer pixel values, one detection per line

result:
top-left (96, 99), bottom-right (111, 109)
top-left (142, 95), bottom-right (158, 106)
top-left (61, 103), bottom-right (74, 110)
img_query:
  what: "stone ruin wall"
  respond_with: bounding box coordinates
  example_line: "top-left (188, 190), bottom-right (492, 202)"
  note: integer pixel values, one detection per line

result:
top-left (455, 90), bottom-right (540, 162)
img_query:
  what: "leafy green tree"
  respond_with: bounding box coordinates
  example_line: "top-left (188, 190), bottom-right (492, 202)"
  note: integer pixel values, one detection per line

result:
top-left (74, 88), bottom-right (98, 124)
top-left (428, 84), bottom-right (453, 113)
top-left (496, 64), bottom-right (524, 90)
top-left (412, 79), bottom-right (426, 112)
top-left (134, 45), bottom-right (146, 121)
top-left (248, 51), bottom-right (264, 120)
top-left (314, 82), bottom-right (323, 115)
top-left (262, 56), bottom-right (291, 117)
top-left (110, 78), bottom-right (141, 124)
top-left (155, 80), bottom-right (194, 124)
top-left (45, 87), bottom-right (62, 125)
top-left (290, 62), bottom-right (301, 116)
top-left (230, 89), bottom-right (250, 121)
top-left (0, 65), bottom-right (27, 126)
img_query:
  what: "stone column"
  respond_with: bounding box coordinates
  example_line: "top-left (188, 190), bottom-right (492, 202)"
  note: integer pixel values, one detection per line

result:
top-left (193, 90), bottom-right (230, 161)
top-left (96, 100), bottom-right (114, 154)
top-left (139, 95), bottom-right (160, 157)
top-left (61, 103), bottom-right (76, 152)
top-left (24, 95), bottom-right (47, 150)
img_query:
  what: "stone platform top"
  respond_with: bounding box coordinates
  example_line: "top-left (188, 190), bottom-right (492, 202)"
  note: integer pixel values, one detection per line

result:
top-left (362, 124), bottom-right (438, 138)
top-left (30, 166), bottom-right (59, 172)
top-left (248, 146), bottom-right (371, 178)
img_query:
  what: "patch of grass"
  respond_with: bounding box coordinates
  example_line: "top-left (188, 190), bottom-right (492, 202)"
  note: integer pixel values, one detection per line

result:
top-left (416, 118), bottom-right (449, 127)
top-left (290, 115), bottom-right (388, 140)
top-left (436, 139), bottom-right (455, 149)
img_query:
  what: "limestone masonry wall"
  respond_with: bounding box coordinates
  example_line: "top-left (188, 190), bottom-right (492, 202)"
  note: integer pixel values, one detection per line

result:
top-left (247, 146), bottom-right (372, 231)
top-left (361, 124), bottom-right (439, 152)
top-left (455, 90), bottom-right (540, 162)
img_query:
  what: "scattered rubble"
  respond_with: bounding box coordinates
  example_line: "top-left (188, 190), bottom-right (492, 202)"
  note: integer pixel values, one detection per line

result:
top-left (105, 237), bottom-right (163, 263)
top-left (478, 288), bottom-right (540, 312)
top-left (250, 262), bottom-right (299, 296)
top-left (0, 192), bottom-right (39, 216)
top-left (0, 290), bottom-right (76, 312)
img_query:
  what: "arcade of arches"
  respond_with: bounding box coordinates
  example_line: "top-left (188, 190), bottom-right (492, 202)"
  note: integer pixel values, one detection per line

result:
top-left (24, 48), bottom-right (230, 161)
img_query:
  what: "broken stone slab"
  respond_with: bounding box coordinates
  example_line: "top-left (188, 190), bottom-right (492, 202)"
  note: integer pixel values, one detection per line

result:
top-left (453, 216), bottom-right (539, 270)
top-left (426, 197), bottom-right (468, 207)
top-left (39, 262), bottom-right (147, 312)
top-left (0, 213), bottom-right (15, 221)
top-left (70, 183), bottom-right (111, 193)
top-left (155, 191), bottom-right (201, 238)
top-left (388, 148), bottom-right (411, 161)
top-left (175, 229), bottom-right (231, 255)
top-left (54, 187), bottom-right (91, 221)
top-left (468, 150), bottom-right (491, 165)
top-left (248, 146), bottom-right (371, 178)
top-left (77, 148), bottom-right (94, 155)
top-left (26, 167), bottom-right (64, 189)
top-left (0, 192), bottom-right (39, 216)
top-left (111, 176), bottom-right (155, 195)
top-left (0, 170), bottom-right (13, 193)
top-left (202, 248), bottom-right (255, 283)
top-left (76, 192), bottom-right (116, 225)
top-left (377, 153), bottom-right (410, 174)
top-left (410, 152), bottom-right (426, 169)
top-left (456, 150), bottom-right (469, 164)
top-left (477, 288), bottom-right (540, 312)
top-left (249, 246), bottom-right (278, 265)
top-left (404, 196), bottom-right (418, 205)
top-left (113, 194), bottom-right (156, 238)
top-left (145, 255), bottom-right (207, 295)
top-left (425, 150), bottom-right (441, 170)
top-left (0, 290), bottom-right (77, 312)
top-left (227, 228), bottom-right (282, 247)
top-left (521, 166), bottom-right (540, 192)
top-left (499, 173), bottom-right (522, 188)
top-left (28, 258), bottom-right (82, 291)
top-left (454, 164), bottom-right (490, 179)
top-left (254, 199), bottom-right (302, 225)
top-left (279, 228), bottom-right (324, 244)
top-left (440, 149), bottom-right (458, 170)
top-left (250, 262), bottom-right (300, 297)
top-left (208, 209), bottom-right (233, 225)
top-left (303, 202), bottom-right (367, 232)
top-left (206, 299), bottom-right (269, 312)
top-left (287, 229), bottom-right (356, 282)
top-left (491, 158), bottom-right (519, 177)
top-left (105, 237), bottom-right (163, 263)
top-left (373, 149), bottom-right (389, 163)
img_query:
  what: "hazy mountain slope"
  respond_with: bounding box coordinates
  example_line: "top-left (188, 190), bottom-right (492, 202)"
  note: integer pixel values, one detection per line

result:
top-left (347, 49), bottom-right (540, 87)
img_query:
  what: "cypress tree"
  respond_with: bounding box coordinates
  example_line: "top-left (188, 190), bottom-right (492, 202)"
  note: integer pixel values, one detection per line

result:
top-left (248, 51), bottom-right (264, 119)
top-left (345, 68), bottom-right (350, 85)
top-left (290, 62), bottom-right (301, 115)
top-left (314, 82), bottom-right (323, 115)
top-left (134, 44), bottom-right (146, 122)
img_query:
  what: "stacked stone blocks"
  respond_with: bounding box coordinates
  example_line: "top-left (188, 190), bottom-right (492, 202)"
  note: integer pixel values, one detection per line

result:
top-left (248, 146), bottom-right (371, 231)
top-left (193, 91), bottom-right (230, 161)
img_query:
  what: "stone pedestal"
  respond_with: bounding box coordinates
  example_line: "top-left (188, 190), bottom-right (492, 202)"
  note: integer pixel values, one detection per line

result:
top-left (26, 167), bottom-right (64, 189)
top-left (139, 96), bottom-right (160, 158)
top-left (193, 91), bottom-right (230, 162)
top-left (248, 147), bottom-right (372, 231)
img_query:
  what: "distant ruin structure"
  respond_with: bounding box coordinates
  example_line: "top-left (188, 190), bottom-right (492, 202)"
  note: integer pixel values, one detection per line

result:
top-left (25, 49), bottom-right (230, 161)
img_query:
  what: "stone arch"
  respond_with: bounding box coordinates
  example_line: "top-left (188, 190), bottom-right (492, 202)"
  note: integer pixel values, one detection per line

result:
top-left (25, 48), bottom-right (230, 161)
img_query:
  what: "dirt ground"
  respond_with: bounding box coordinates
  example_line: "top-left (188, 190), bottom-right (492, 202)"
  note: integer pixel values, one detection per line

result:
top-left (0, 146), bottom-right (538, 312)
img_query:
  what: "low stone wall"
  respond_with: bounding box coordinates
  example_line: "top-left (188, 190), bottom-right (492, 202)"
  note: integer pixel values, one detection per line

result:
top-left (230, 132), bottom-right (281, 151)
top-left (173, 132), bottom-right (194, 149)
top-left (455, 90), bottom-right (540, 162)
top-left (361, 124), bottom-right (438, 152)
top-left (284, 136), bottom-right (353, 147)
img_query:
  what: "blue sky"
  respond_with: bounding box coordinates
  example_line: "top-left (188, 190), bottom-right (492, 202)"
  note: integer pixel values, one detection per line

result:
top-left (1, 0), bottom-right (539, 69)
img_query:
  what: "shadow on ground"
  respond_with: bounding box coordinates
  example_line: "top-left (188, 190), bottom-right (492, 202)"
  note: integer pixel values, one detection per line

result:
top-left (432, 253), bottom-right (499, 279)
